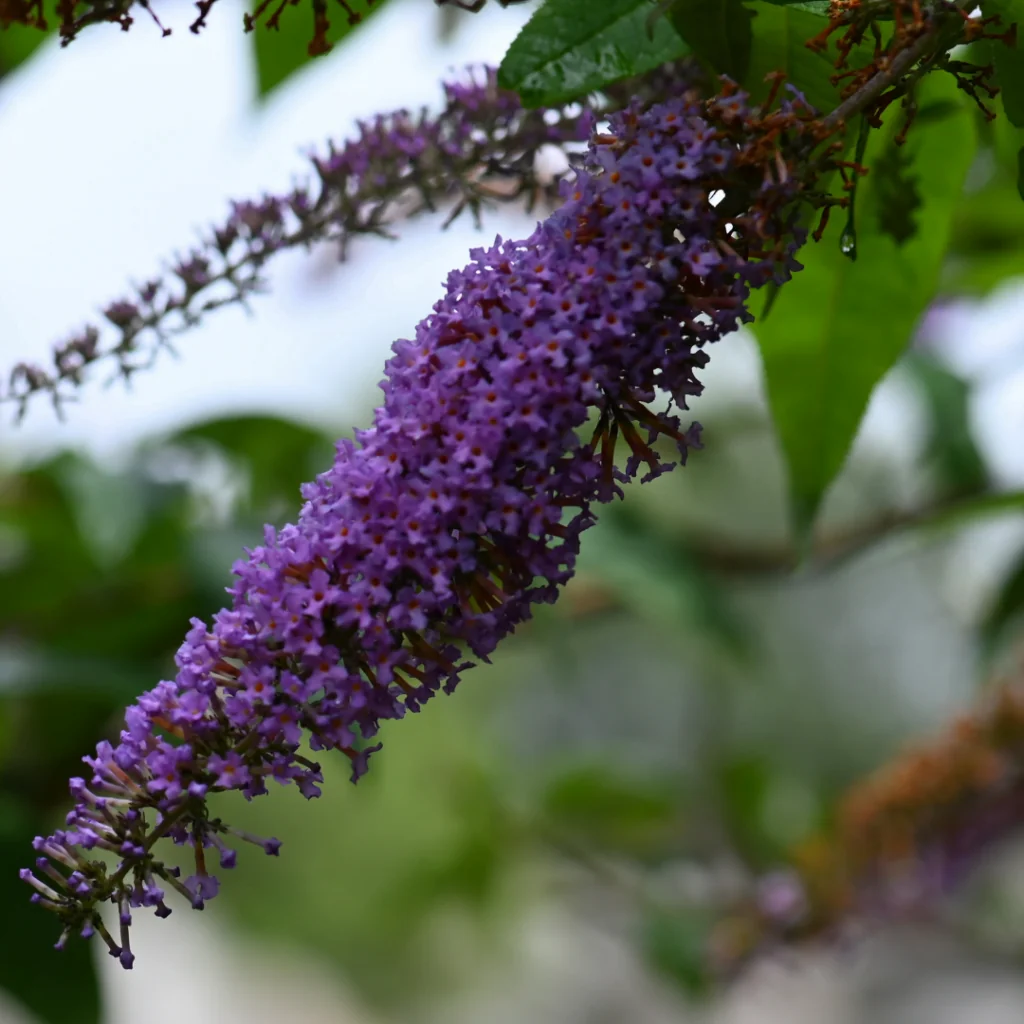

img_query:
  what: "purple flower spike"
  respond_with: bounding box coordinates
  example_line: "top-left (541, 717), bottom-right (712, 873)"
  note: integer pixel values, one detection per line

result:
top-left (25, 87), bottom-right (812, 965)
top-left (3, 65), bottom-right (603, 422)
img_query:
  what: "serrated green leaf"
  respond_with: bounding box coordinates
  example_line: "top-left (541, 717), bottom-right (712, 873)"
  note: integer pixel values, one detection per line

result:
top-left (669, 0), bottom-right (753, 81)
top-left (745, 1), bottom-right (838, 113)
top-left (497, 0), bottom-right (691, 107)
top-left (982, 0), bottom-right (1024, 126)
top-left (250, 0), bottom-right (390, 100)
top-left (751, 77), bottom-right (977, 531)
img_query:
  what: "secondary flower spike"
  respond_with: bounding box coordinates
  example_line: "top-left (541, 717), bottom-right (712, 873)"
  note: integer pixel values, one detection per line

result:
top-left (4, 67), bottom-right (597, 420)
top-left (24, 85), bottom-right (818, 967)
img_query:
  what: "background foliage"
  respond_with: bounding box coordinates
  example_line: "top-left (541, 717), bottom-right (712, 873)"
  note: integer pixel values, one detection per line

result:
top-left (4, 1), bottom-right (1024, 1022)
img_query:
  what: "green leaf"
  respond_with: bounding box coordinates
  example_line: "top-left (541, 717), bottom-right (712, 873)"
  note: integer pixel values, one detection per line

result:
top-left (579, 505), bottom-right (751, 656)
top-left (0, 817), bottom-right (101, 1024)
top-left (0, 21), bottom-right (52, 79)
top-left (945, 156), bottom-right (1024, 292)
top-left (167, 414), bottom-right (332, 514)
top-left (762, 0), bottom-right (830, 12)
top-left (752, 77), bottom-right (977, 531)
top-left (872, 138), bottom-right (923, 245)
top-left (744, 1), bottom-right (838, 113)
top-left (250, 0), bottom-right (390, 100)
top-left (718, 756), bottom-right (822, 861)
top-left (903, 352), bottom-right (989, 498)
top-left (542, 767), bottom-right (680, 854)
top-left (984, 552), bottom-right (1024, 654)
top-left (669, 0), bottom-right (753, 81)
top-left (641, 909), bottom-right (714, 996)
top-left (982, 0), bottom-right (1024, 126)
top-left (497, 0), bottom-right (691, 107)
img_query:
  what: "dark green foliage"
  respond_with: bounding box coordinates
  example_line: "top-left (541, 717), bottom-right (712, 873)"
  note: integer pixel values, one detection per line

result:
top-left (542, 766), bottom-right (681, 856)
top-left (905, 352), bottom-right (989, 498)
top-left (873, 140), bottom-right (923, 246)
top-left (668, 0), bottom-right (754, 81)
top-left (496, 0), bottom-right (690, 107)
top-left (251, 0), bottom-right (391, 98)
top-left (744, 0), bottom-right (837, 113)
top-left (759, 0), bottom-right (830, 13)
top-left (641, 908), bottom-right (714, 996)
top-left (753, 79), bottom-right (977, 532)
top-left (0, 815), bottom-right (101, 1024)
top-left (984, 554), bottom-right (1024, 655)
top-left (0, 21), bottom-right (52, 79)
top-left (170, 414), bottom-right (334, 514)
top-left (5, 0), bottom-right (1024, 1009)
top-left (982, 0), bottom-right (1024, 126)
top-left (0, 414), bottom-right (334, 1019)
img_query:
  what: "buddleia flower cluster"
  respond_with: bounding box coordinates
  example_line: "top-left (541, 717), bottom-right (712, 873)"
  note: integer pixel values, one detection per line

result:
top-left (23, 82), bottom-right (824, 967)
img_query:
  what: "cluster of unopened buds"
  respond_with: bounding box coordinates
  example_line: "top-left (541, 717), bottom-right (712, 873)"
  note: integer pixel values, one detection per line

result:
top-left (21, 77), bottom-right (831, 967)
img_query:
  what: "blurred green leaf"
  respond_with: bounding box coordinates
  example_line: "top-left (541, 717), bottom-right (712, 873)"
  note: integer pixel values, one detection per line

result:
top-left (218, 685), bottom-right (508, 1005)
top-left (983, 551), bottom-right (1024, 655)
top-left (752, 77), bottom-right (976, 531)
top-left (873, 135), bottom-right (922, 245)
top-left (669, 0), bottom-right (753, 81)
top-left (542, 767), bottom-right (680, 855)
top-left (718, 756), bottom-right (821, 863)
top-left (579, 506), bottom-right (751, 656)
top-left (397, 768), bottom-right (509, 909)
top-left (917, 489), bottom-right (1024, 532)
top-left (0, 703), bottom-right (10, 764)
top-left (169, 414), bottom-right (332, 515)
top-left (497, 0), bottom-right (691, 107)
top-left (641, 908), bottom-right (713, 996)
top-left (982, 0), bottom-right (1024, 126)
top-left (0, 453), bottom-right (204, 662)
top-left (0, 817), bottom-right (101, 1024)
top-left (945, 138), bottom-right (1024, 292)
top-left (250, 0), bottom-right (390, 99)
top-left (946, 249), bottom-right (1024, 294)
top-left (949, 174), bottom-right (1024, 254)
top-left (759, 0), bottom-right (830, 12)
top-left (0, 21), bottom-right (52, 78)
top-left (904, 351), bottom-right (989, 498)
top-left (744, 1), bottom-right (838, 113)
